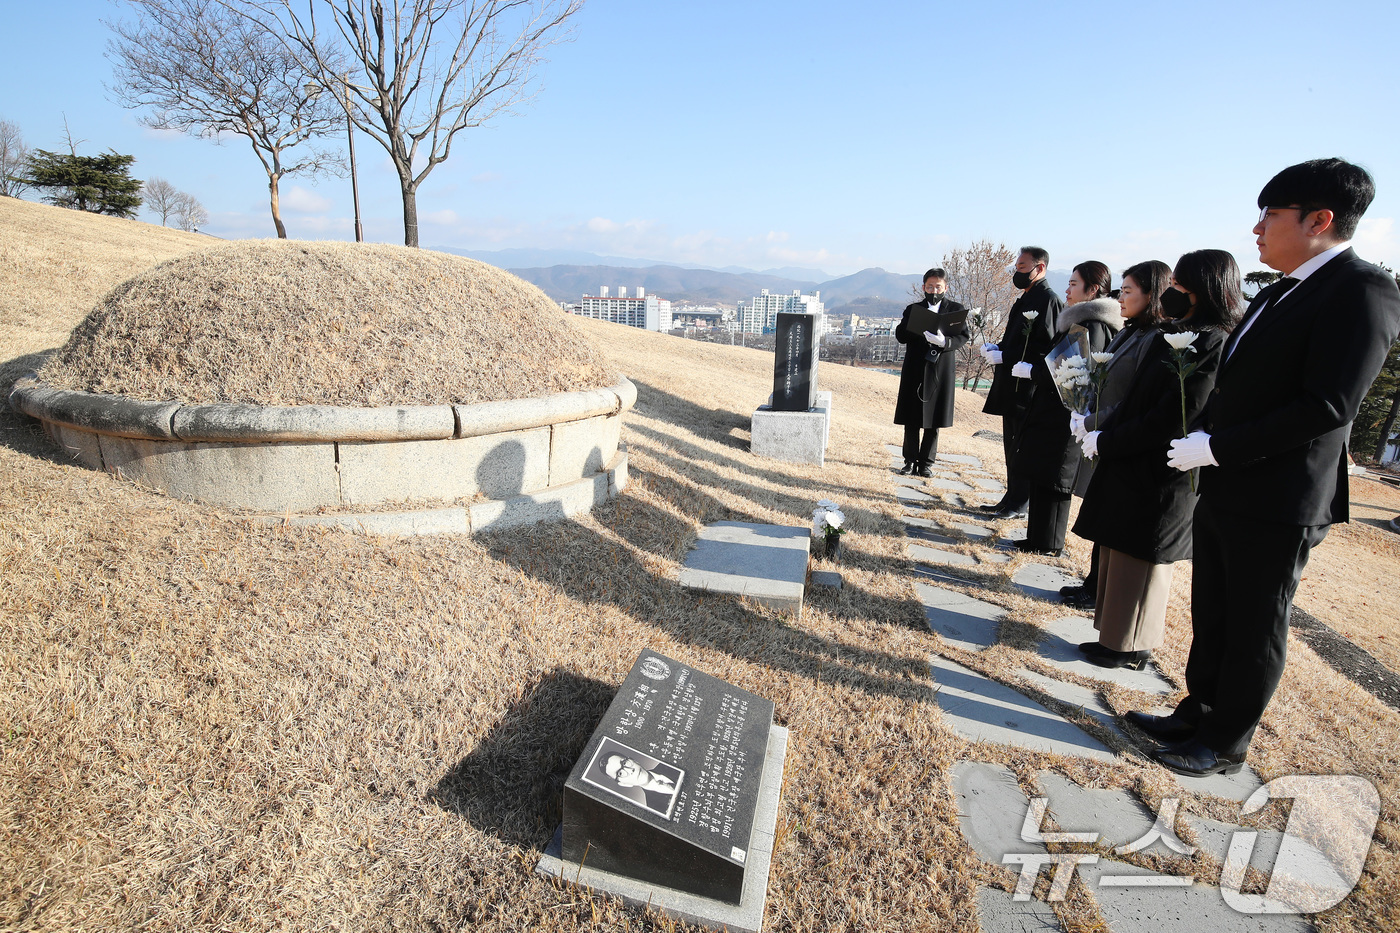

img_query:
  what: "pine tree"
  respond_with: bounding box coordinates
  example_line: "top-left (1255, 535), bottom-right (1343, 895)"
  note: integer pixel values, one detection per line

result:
top-left (23, 149), bottom-right (143, 217)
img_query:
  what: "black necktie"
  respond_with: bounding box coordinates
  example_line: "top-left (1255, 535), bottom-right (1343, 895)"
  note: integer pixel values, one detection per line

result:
top-left (1229, 276), bottom-right (1299, 358)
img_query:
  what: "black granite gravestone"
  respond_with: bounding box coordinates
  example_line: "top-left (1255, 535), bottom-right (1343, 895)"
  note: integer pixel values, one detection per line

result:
top-left (770, 312), bottom-right (818, 411)
top-left (562, 650), bottom-right (777, 905)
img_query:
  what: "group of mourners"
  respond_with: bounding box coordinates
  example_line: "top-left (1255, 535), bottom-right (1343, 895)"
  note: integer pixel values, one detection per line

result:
top-left (892, 158), bottom-right (1400, 777)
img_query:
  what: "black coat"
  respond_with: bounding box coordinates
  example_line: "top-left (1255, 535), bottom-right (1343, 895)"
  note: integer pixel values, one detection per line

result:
top-left (1201, 248), bottom-right (1400, 525)
top-left (982, 279), bottom-right (1063, 417)
top-left (894, 298), bottom-right (970, 428)
top-left (1073, 326), bottom-right (1227, 563)
top-left (1014, 299), bottom-right (1121, 493)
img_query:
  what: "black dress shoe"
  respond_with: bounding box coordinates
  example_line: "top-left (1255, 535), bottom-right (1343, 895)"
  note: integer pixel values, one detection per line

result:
top-left (978, 501), bottom-right (1006, 512)
top-left (1078, 640), bottom-right (1108, 656)
top-left (897, 461), bottom-right (914, 475)
top-left (1124, 711), bottom-right (1196, 743)
top-left (1152, 740), bottom-right (1246, 777)
top-left (995, 507), bottom-right (1029, 520)
top-left (1060, 584), bottom-right (1096, 610)
top-left (915, 462), bottom-right (933, 477)
top-left (1088, 648), bottom-right (1152, 670)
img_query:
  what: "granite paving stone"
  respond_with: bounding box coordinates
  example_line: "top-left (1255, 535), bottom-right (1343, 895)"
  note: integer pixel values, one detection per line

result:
top-left (936, 453), bottom-right (983, 467)
top-left (1077, 861), bottom-right (1313, 933)
top-left (915, 583), bottom-right (1003, 651)
top-left (895, 485), bottom-right (936, 504)
top-left (978, 551), bottom-right (1013, 565)
top-left (905, 524), bottom-right (961, 546)
top-left (1015, 668), bottom-right (1129, 742)
top-left (950, 520), bottom-right (994, 540)
top-left (929, 657), bottom-right (1116, 762)
top-left (1118, 706), bottom-right (1266, 801)
top-left (1038, 617), bottom-right (1173, 694)
top-left (927, 477), bottom-right (975, 492)
top-left (968, 476), bottom-right (1007, 492)
top-left (1036, 771), bottom-right (1159, 851)
top-left (909, 543), bottom-right (978, 567)
top-left (914, 565), bottom-right (987, 588)
top-left (1012, 563), bottom-right (1082, 602)
top-left (891, 475), bottom-right (926, 488)
top-left (951, 762), bottom-right (1045, 862)
top-left (974, 888), bottom-right (1061, 933)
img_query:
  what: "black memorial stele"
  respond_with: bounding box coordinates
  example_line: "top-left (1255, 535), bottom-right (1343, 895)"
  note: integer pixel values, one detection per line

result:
top-left (562, 650), bottom-right (776, 905)
top-left (770, 311), bottom-right (819, 412)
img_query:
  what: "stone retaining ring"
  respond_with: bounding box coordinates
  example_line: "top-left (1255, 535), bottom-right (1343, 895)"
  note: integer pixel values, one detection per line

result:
top-left (10, 373), bottom-right (637, 534)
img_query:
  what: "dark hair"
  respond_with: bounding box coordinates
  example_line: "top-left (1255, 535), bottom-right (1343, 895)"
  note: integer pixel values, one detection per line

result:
top-left (923, 267), bottom-right (947, 282)
top-left (1072, 261), bottom-right (1112, 300)
top-left (1172, 250), bottom-right (1242, 331)
top-left (1257, 158), bottom-right (1375, 240)
top-left (1019, 246), bottom-right (1050, 267)
top-left (1120, 259), bottom-right (1172, 328)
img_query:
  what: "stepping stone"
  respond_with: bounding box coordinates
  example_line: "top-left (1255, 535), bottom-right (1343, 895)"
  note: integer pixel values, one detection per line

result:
top-left (891, 475), bottom-right (925, 488)
top-left (895, 485), bottom-right (935, 504)
top-left (810, 570), bottom-right (843, 589)
top-left (929, 657), bottom-right (1116, 762)
top-left (1016, 668), bottom-right (1129, 740)
top-left (1185, 814), bottom-right (1289, 874)
top-left (949, 521), bottom-right (993, 541)
top-left (914, 565), bottom-right (987, 588)
top-left (1036, 771), bottom-right (1158, 851)
top-left (968, 476), bottom-right (1006, 492)
top-left (1076, 860), bottom-right (1312, 933)
top-left (905, 525), bottom-right (960, 546)
top-left (1037, 617), bottom-right (1173, 694)
top-left (972, 429), bottom-right (1003, 441)
top-left (678, 521), bottom-right (810, 614)
top-left (927, 477), bottom-right (974, 492)
top-left (951, 762), bottom-right (1046, 862)
top-left (1012, 563), bottom-right (1081, 602)
top-left (978, 551), bottom-right (1012, 565)
top-left (975, 888), bottom-right (1060, 933)
top-left (937, 453), bottom-right (983, 467)
top-left (909, 544), bottom-right (977, 567)
top-left (915, 583), bottom-right (1003, 651)
top-left (884, 443), bottom-right (903, 456)
top-left (931, 470), bottom-right (964, 481)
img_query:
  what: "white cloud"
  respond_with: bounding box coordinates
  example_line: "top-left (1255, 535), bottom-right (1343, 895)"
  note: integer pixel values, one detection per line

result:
top-left (586, 217), bottom-right (620, 234)
top-left (281, 186), bottom-right (334, 214)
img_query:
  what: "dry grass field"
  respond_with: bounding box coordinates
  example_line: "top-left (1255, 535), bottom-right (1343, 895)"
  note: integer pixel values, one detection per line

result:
top-left (3, 195), bottom-right (1400, 932)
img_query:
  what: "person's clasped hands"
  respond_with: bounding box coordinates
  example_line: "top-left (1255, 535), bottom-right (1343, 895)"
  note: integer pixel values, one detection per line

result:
top-left (1167, 431), bottom-right (1218, 470)
top-left (1069, 411), bottom-right (1088, 441)
top-left (1011, 361), bottom-right (1033, 379)
top-left (924, 330), bottom-right (948, 347)
top-left (1081, 430), bottom-right (1101, 459)
top-left (980, 342), bottom-right (1003, 364)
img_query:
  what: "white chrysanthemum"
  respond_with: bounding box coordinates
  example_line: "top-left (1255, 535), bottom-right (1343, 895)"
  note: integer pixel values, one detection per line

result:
top-left (1092, 351), bottom-right (1114, 364)
top-left (1163, 332), bottom-right (1198, 350)
top-left (817, 499), bottom-right (839, 509)
top-left (824, 510), bottom-right (845, 529)
top-left (1022, 311), bottom-right (1040, 322)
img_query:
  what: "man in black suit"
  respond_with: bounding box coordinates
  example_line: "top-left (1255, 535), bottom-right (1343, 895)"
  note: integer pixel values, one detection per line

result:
top-left (893, 268), bottom-right (971, 476)
top-left (1129, 159), bottom-right (1400, 776)
top-left (980, 246), bottom-right (1062, 518)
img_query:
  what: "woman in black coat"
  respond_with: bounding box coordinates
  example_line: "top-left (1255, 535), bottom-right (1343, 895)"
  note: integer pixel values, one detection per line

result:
top-left (894, 267), bottom-right (970, 476)
top-left (1073, 249), bottom-right (1242, 667)
top-left (1011, 261), bottom-right (1121, 555)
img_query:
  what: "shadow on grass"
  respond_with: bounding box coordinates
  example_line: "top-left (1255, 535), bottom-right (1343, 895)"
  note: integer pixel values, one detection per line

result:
top-left (630, 379), bottom-right (751, 451)
top-left (429, 667), bottom-right (616, 849)
top-left (0, 348), bottom-right (69, 463)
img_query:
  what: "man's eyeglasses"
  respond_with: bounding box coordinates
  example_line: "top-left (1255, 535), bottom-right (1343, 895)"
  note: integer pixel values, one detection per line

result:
top-left (1258, 205), bottom-right (1313, 224)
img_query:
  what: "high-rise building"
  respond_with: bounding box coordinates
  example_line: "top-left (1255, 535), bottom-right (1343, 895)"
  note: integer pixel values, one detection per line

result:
top-left (575, 286), bottom-right (673, 331)
top-left (736, 289), bottom-right (825, 335)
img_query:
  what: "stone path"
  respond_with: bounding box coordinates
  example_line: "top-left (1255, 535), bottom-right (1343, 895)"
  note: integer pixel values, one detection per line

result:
top-left (882, 445), bottom-right (1304, 932)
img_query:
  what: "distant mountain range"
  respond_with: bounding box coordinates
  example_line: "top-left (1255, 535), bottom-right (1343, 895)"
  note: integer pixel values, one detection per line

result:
top-left (431, 245), bottom-right (1076, 318)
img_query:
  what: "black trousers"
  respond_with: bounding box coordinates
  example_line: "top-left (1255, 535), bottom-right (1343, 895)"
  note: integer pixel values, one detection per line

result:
top-left (1026, 484), bottom-right (1072, 552)
top-left (902, 424), bottom-right (938, 465)
top-left (1001, 411), bottom-right (1029, 510)
top-left (1175, 496), bottom-right (1329, 756)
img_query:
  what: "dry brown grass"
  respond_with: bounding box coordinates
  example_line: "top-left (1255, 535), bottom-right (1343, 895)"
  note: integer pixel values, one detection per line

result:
top-left (37, 238), bottom-right (613, 406)
top-left (3, 202), bottom-right (1399, 932)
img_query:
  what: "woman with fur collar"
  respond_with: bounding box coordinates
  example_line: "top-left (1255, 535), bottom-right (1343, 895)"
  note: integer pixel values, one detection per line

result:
top-left (1010, 261), bottom-right (1122, 555)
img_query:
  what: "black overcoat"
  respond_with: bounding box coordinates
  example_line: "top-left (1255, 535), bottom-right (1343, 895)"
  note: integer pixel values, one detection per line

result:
top-left (982, 279), bottom-right (1063, 417)
top-left (1073, 326), bottom-right (1227, 563)
top-left (1014, 299), bottom-right (1121, 493)
top-left (894, 298), bottom-right (970, 429)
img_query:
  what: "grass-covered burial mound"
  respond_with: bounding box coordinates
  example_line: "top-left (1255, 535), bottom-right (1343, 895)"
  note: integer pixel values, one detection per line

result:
top-left (39, 240), bottom-right (614, 407)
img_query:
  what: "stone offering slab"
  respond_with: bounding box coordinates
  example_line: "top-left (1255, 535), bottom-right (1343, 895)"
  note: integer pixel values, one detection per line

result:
top-left (1011, 563), bottom-right (1082, 602)
top-left (929, 657), bottom-right (1116, 762)
top-left (558, 651), bottom-right (780, 906)
top-left (678, 521), bottom-right (809, 613)
top-left (1038, 617), bottom-right (1173, 695)
top-left (909, 544), bottom-right (977, 567)
top-left (915, 583), bottom-right (1003, 651)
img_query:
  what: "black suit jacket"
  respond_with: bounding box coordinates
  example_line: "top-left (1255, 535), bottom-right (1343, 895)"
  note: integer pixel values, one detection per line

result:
top-left (1201, 248), bottom-right (1400, 525)
top-left (982, 279), bottom-right (1063, 417)
top-left (894, 298), bottom-right (970, 428)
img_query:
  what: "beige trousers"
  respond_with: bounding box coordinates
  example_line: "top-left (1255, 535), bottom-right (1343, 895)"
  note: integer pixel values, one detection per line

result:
top-left (1093, 547), bottom-right (1174, 652)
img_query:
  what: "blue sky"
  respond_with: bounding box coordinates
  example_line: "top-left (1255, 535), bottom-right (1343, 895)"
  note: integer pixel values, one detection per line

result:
top-left (6, 1), bottom-right (1400, 278)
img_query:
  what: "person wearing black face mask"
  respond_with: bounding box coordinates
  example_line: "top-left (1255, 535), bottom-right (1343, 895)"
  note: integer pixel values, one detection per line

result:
top-left (894, 268), bottom-right (970, 476)
top-left (1071, 250), bottom-right (1239, 670)
top-left (980, 246), bottom-right (1063, 517)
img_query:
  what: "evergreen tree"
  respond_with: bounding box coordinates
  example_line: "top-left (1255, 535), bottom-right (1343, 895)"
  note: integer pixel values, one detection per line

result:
top-left (1348, 268), bottom-right (1400, 463)
top-left (23, 149), bottom-right (143, 217)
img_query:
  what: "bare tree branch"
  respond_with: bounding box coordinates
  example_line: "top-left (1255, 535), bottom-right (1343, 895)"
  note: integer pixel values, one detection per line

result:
top-left (940, 241), bottom-right (1017, 390)
top-left (143, 176), bottom-right (182, 224)
top-left (0, 118), bottom-right (32, 197)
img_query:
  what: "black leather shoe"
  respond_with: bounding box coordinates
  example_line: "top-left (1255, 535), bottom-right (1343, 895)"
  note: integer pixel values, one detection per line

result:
top-left (1088, 648), bottom-right (1152, 670)
top-left (1061, 585), bottom-right (1095, 610)
top-left (897, 461), bottom-right (914, 475)
top-left (1152, 740), bottom-right (1246, 777)
top-left (1078, 640), bottom-right (1108, 656)
top-left (1124, 711), bottom-right (1196, 743)
top-left (995, 507), bottom-right (1029, 520)
top-left (978, 501), bottom-right (1006, 512)
top-left (915, 462), bottom-right (933, 477)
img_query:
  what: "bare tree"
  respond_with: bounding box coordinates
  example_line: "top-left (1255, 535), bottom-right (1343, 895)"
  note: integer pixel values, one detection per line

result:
top-left (0, 118), bottom-right (32, 197)
top-left (107, 0), bottom-right (345, 238)
top-left (174, 191), bottom-right (210, 231)
top-left (940, 240), bottom-right (1018, 390)
top-left (143, 176), bottom-right (183, 224)
top-left (249, 0), bottom-right (584, 247)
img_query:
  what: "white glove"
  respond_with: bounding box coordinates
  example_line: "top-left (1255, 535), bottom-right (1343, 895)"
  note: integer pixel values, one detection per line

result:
top-left (1081, 430), bottom-right (1101, 459)
top-left (1011, 361), bottom-right (1033, 379)
top-left (1069, 411), bottom-right (1088, 441)
top-left (985, 349), bottom-right (1003, 365)
top-left (981, 341), bottom-right (998, 355)
top-left (924, 329), bottom-right (947, 347)
top-left (1167, 431), bottom-right (1218, 471)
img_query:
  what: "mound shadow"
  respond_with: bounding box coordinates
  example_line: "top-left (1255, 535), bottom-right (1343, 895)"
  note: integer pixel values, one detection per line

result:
top-left (429, 667), bottom-right (616, 849)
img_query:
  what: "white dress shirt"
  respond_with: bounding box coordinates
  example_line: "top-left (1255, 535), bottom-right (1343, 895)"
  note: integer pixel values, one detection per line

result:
top-left (1229, 241), bottom-right (1351, 356)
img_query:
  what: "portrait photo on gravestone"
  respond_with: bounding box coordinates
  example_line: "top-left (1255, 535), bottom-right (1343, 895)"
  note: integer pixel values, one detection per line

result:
top-left (583, 737), bottom-right (685, 820)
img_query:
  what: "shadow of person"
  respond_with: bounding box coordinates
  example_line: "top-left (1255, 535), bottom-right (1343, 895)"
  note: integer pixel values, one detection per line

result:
top-left (629, 379), bottom-right (752, 451)
top-left (428, 668), bottom-right (616, 849)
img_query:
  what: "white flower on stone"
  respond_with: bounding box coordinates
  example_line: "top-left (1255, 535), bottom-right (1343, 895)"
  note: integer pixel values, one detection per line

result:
top-left (1091, 351), bottom-right (1114, 365)
top-left (1163, 332), bottom-right (1198, 350)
